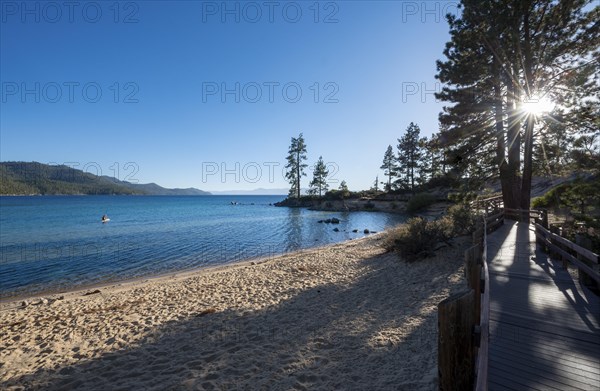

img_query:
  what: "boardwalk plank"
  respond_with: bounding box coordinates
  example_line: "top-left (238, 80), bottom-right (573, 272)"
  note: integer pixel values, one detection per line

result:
top-left (487, 220), bottom-right (600, 391)
top-left (489, 359), bottom-right (593, 390)
top-left (490, 344), bottom-right (600, 385)
top-left (490, 343), bottom-right (600, 381)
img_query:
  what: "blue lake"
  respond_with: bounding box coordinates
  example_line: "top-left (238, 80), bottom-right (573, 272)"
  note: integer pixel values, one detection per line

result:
top-left (0, 195), bottom-right (406, 298)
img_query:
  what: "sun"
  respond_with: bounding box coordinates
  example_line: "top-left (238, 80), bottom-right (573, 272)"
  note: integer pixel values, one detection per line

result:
top-left (521, 95), bottom-right (555, 116)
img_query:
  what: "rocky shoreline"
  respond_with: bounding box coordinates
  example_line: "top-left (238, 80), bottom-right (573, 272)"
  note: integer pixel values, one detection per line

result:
top-left (275, 197), bottom-right (452, 218)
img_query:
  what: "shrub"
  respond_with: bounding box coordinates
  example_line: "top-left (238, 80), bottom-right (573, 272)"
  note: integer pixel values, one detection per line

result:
top-left (447, 203), bottom-right (477, 236)
top-left (384, 217), bottom-right (452, 261)
top-left (384, 204), bottom-right (476, 261)
top-left (448, 191), bottom-right (478, 204)
top-left (406, 193), bottom-right (436, 213)
top-left (364, 201), bottom-right (375, 209)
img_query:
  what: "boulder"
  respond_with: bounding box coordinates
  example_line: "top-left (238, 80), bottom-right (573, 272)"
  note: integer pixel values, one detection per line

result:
top-left (330, 218), bottom-right (340, 224)
top-left (364, 229), bottom-right (370, 234)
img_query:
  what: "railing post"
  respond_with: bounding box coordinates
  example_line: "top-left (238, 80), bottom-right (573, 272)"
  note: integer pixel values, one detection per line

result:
top-left (438, 289), bottom-right (476, 391)
top-left (541, 209), bottom-right (548, 229)
top-left (537, 209), bottom-right (549, 251)
top-left (575, 234), bottom-right (599, 291)
top-left (465, 245), bottom-right (482, 322)
top-left (549, 225), bottom-right (568, 269)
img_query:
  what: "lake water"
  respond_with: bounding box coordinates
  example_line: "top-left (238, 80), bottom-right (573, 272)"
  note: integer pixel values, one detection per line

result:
top-left (0, 196), bottom-right (406, 298)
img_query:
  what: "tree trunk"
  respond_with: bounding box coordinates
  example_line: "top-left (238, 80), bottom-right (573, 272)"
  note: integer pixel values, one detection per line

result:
top-left (493, 58), bottom-right (512, 209)
top-left (521, 116), bottom-right (534, 212)
top-left (296, 151), bottom-right (300, 199)
top-left (520, 5), bottom-right (535, 214)
top-left (506, 62), bottom-right (522, 209)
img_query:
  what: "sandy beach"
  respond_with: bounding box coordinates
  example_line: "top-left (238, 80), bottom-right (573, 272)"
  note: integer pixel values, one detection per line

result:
top-left (0, 234), bottom-right (469, 390)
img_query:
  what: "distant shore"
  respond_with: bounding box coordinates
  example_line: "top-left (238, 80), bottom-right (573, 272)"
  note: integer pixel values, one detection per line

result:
top-left (0, 233), bottom-right (469, 390)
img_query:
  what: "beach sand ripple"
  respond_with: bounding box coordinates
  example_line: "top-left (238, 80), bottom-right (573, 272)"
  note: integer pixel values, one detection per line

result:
top-left (0, 234), bottom-right (468, 390)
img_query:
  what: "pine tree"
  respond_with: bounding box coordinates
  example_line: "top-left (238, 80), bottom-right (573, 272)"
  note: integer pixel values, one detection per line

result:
top-left (309, 156), bottom-right (329, 197)
top-left (417, 136), bottom-right (430, 186)
top-left (396, 122), bottom-right (422, 192)
top-left (371, 176), bottom-right (379, 192)
top-left (426, 133), bottom-right (445, 180)
top-left (532, 119), bottom-right (574, 176)
top-left (339, 180), bottom-right (348, 192)
top-left (380, 145), bottom-right (396, 191)
top-left (436, 0), bottom-right (599, 209)
top-left (571, 133), bottom-right (600, 171)
top-left (338, 180), bottom-right (350, 198)
top-left (285, 133), bottom-right (308, 198)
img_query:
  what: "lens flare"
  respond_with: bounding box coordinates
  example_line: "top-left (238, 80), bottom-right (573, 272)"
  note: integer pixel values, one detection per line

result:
top-left (522, 95), bottom-right (555, 115)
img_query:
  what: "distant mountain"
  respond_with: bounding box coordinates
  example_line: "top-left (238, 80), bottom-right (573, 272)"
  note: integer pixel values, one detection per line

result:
top-left (123, 182), bottom-right (210, 196)
top-left (0, 162), bottom-right (211, 196)
top-left (210, 188), bottom-right (291, 195)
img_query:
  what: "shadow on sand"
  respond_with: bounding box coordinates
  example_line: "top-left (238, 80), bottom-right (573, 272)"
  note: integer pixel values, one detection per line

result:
top-left (2, 239), bottom-right (472, 391)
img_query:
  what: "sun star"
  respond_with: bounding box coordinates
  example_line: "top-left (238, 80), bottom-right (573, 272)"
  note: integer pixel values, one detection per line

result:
top-left (522, 95), bottom-right (555, 116)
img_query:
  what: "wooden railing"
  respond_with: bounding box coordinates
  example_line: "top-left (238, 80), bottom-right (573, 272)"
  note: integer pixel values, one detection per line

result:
top-left (535, 223), bottom-right (600, 285)
top-left (502, 206), bottom-right (599, 285)
top-left (438, 207), bottom-right (496, 391)
top-left (440, 195), bottom-right (599, 390)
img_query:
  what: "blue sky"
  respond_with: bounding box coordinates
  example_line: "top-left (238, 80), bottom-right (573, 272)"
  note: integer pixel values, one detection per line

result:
top-left (1, 0), bottom-right (456, 192)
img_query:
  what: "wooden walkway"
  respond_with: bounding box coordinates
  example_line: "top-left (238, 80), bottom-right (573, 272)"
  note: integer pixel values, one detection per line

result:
top-left (486, 220), bottom-right (600, 390)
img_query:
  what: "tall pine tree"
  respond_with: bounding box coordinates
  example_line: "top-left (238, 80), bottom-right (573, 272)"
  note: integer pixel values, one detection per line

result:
top-left (285, 133), bottom-right (308, 198)
top-left (380, 145), bottom-right (396, 191)
top-left (436, 0), bottom-right (599, 209)
top-left (396, 122), bottom-right (423, 192)
top-left (309, 156), bottom-right (329, 197)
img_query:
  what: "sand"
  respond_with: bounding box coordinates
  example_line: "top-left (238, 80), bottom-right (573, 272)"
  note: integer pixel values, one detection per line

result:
top-left (0, 233), bottom-right (469, 390)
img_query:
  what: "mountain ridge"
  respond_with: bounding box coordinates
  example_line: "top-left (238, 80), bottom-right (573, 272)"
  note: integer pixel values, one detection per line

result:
top-left (0, 162), bottom-right (211, 196)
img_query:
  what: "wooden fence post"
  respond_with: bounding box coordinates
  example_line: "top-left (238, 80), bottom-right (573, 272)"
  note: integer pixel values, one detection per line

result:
top-left (575, 234), bottom-right (599, 291)
top-left (541, 209), bottom-right (548, 229)
top-left (539, 209), bottom-right (549, 251)
top-left (465, 245), bottom-right (482, 323)
top-left (549, 225), bottom-right (568, 269)
top-left (438, 289), bottom-right (476, 391)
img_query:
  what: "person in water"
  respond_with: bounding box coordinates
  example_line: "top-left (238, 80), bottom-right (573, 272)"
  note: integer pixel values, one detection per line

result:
top-left (102, 214), bottom-right (108, 221)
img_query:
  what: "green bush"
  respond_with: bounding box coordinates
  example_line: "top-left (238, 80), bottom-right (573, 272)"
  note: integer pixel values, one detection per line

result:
top-left (448, 191), bottom-right (478, 204)
top-left (531, 187), bottom-right (562, 208)
top-left (384, 204), bottom-right (477, 261)
top-left (406, 193), bottom-right (436, 213)
top-left (447, 204), bottom-right (477, 236)
top-left (531, 177), bottom-right (599, 214)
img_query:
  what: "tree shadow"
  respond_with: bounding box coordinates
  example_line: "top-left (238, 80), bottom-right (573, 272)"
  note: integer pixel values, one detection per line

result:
top-left (2, 242), bottom-right (469, 391)
top-left (487, 220), bottom-right (600, 390)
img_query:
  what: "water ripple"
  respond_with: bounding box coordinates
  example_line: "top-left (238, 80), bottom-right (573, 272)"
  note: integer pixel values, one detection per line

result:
top-left (0, 196), bottom-right (406, 298)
